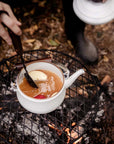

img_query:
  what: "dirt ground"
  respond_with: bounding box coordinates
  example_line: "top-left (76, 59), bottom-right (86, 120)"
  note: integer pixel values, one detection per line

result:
top-left (0, 0), bottom-right (114, 83)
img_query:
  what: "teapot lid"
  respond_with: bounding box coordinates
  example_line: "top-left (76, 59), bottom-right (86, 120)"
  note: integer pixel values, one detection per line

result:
top-left (73, 0), bottom-right (114, 25)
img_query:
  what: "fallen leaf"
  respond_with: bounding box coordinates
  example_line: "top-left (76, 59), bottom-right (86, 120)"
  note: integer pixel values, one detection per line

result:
top-left (10, 51), bottom-right (17, 56)
top-left (38, 0), bottom-right (46, 7)
top-left (24, 39), bottom-right (36, 43)
top-left (67, 40), bottom-right (73, 48)
top-left (33, 40), bottom-right (42, 49)
top-left (103, 55), bottom-right (109, 62)
top-left (48, 39), bottom-right (59, 46)
top-left (23, 25), bottom-right (38, 35)
top-left (24, 12), bottom-right (30, 17)
top-left (30, 8), bottom-right (35, 15)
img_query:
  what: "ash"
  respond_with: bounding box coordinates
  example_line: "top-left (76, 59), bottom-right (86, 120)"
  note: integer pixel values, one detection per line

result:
top-left (0, 81), bottom-right (55, 144)
top-left (0, 112), bottom-right (55, 144)
top-left (0, 80), bottom-right (110, 144)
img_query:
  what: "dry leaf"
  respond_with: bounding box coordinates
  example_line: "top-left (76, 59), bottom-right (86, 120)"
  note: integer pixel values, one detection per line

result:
top-left (24, 39), bottom-right (36, 43)
top-left (48, 39), bottom-right (59, 46)
top-left (103, 55), bottom-right (109, 62)
top-left (33, 40), bottom-right (42, 50)
top-left (38, 0), bottom-right (46, 7)
top-left (10, 51), bottom-right (17, 56)
top-left (24, 12), bottom-right (30, 17)
top-left (67, 40), bottom-right (73, 48)
top-left (30, 8), bottom-right (35, 15)
top-left (101, 75), bottom-right (111, 85)
top-left (23, 25), bottom-right (38, 35)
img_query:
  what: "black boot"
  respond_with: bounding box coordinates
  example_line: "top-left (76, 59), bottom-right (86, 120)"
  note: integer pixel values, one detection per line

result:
top-left (62, 0), bottom-right (98, 64)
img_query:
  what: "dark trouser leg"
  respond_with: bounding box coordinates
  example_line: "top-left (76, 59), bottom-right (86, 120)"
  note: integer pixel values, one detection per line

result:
top-left (62, 0), bottom-right (98, 64)
top-left (62, 0), bottom-right (85, 45)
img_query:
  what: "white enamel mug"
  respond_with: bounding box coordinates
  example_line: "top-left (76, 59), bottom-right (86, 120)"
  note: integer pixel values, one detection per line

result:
top-left (16, 61), bottom-right (85, 114)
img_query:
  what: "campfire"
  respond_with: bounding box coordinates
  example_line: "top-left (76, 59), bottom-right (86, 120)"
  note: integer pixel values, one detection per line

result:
top-left (0, 50), bottom-right (113, 144)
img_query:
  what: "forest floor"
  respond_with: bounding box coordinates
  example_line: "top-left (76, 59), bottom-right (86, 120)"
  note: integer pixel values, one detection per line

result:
top-left (0, 0), bottom-right (114, 82)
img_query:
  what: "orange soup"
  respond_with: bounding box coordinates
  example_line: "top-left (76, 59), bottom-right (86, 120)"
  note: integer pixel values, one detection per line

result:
top-left (19, 70), bottom-right (63, 99)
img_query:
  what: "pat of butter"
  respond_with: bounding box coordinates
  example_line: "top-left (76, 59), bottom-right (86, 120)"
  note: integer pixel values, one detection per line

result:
top-left (29, 71), bottom-right (47, 81)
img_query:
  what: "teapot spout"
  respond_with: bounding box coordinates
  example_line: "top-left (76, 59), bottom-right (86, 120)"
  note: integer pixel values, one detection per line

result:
top-left (64, 69), bottom-right (85, 89)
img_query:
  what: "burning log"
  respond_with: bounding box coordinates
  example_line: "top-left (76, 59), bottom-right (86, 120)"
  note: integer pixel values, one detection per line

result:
top-left (65, 126), bottom-right (83, 144)
top-left (48, 123), bottom-right (62, 136)
top-left (70, 126), bottom-right (83, 144)
top-left (48, 121), bottom-right (84, 144)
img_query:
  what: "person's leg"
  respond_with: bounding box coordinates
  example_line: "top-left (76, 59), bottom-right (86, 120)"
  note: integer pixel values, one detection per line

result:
top-left (62, 0), bottom-right (98, 64)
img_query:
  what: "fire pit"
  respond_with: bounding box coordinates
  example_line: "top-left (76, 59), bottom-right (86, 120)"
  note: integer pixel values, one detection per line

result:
top-left (0, 49), bottom-right (102, 144)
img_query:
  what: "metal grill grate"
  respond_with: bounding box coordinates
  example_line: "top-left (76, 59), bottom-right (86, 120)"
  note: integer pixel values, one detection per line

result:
top-left (0, 49), bottom-right (100, 144)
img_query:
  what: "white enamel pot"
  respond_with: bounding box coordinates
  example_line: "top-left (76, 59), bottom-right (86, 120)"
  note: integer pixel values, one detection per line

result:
top-left (73, 0), bottom-right (114, 25)
top-left (16, 61), bottom-right (85, 114)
